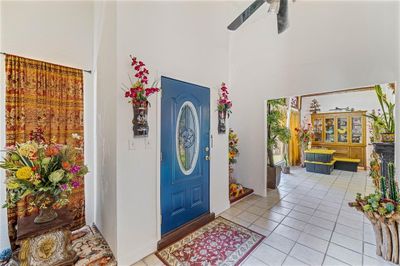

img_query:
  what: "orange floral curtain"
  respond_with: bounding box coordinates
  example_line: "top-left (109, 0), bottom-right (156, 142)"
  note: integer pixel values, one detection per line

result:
top-left (289, 109), bottom-right (301, 166)
top-left (5, 54), bottom-right (85, 248)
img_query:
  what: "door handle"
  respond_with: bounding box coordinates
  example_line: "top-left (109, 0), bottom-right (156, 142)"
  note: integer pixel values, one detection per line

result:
top-left (205, 147), bottom-right (210, 161)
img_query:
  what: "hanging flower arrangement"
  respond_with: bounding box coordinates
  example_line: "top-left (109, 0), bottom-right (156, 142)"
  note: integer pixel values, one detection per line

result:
top-left (217, 82), bottom-right (232, 115)
top-left (123, 55), bottom-right (160, 136)
top-left (229, 129), bottom-right (239, 165)
top-left (217, 83), bottom-right (232, 134)
top-left (124, 55), bottom-right (160, 105)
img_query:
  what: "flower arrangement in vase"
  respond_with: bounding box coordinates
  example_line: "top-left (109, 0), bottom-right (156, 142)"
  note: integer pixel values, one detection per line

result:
top-left (228, 129), bottom-right (239, 184)
top-left (123, 55), bottom-right (160, 137)
top-left (217, 83), bottom-right (232, 134)
top-left (0, 129), bottom-right (88, 224)
top-left (295, 123), bottom-right (314, 167)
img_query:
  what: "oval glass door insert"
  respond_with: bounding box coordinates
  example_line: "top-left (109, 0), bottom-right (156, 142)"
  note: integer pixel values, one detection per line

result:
top-left (176, 101), bottom-right (200, 175)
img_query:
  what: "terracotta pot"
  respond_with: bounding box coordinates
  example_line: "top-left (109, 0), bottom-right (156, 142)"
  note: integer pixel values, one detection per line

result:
top-left (267, 166), bottom-right (281, 189)
top-left (218, 110), bottom-right (227, 134)
top-left (381, 133), bottom-right (395, 143)
top-left (132, 102), bottom-right (149, 137)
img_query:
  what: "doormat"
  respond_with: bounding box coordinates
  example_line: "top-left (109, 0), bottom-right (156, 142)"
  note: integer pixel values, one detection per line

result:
top-left (156, 217), bottom-right (264, 266)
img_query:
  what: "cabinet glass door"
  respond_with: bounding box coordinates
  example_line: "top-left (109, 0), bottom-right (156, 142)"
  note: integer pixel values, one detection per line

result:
top-left (325, 117), bottom-right (335, 143)
top-left (313, 118), bottom-right (323, 142)
top-left (352, 116), bottom-right (363, 144)
top-left (337, 117), bottom-right (348, 143)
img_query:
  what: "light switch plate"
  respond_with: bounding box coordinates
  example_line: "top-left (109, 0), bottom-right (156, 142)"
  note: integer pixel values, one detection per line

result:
top-left (145, 139), bottom-right (151, 150)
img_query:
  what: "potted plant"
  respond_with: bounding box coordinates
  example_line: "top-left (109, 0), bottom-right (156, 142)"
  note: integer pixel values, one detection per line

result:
top-left (228, 128), bottom-right (239, 184)
top-left (123, 55), bottom-right (160, 137)
top-left (0, 129), bottom-right (88, 224)
top-left (366, 85), bottom-right (395, 143)
top-left (267, 98), bottom-right (291, 189)
top-left (350, 162), bottom-right (399, 264)
top-left (282, 154), bottom-right (290, 174)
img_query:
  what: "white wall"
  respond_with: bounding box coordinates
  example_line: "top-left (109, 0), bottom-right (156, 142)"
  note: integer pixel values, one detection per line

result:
top-left (229, 1), bottom-right (398, 196)
top-left (112, 2), bottom-right (232, 264)
top-left (0, 0), bottom-right (95, 249)
top-left (0, 0), bottom-right (7, 248)
top-left (301, 88), bottom-right (395, 121)
top-left (93, 1), bottom-right (118, 254)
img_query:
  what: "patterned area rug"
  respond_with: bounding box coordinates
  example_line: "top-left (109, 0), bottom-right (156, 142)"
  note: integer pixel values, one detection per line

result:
top-left (72, 225), bottom-right (117, 266)
top-left (156, 217), bottom-right (264, 266)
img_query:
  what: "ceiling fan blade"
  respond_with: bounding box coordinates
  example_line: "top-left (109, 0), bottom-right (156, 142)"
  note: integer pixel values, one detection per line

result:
top-left (277, 0), bottom-right (289, 34)
top-left (227, 0), bottom-right (266, 31)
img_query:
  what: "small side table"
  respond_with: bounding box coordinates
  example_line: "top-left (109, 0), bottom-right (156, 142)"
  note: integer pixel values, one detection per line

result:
top-left (16, 209), bottom-right (78, 266)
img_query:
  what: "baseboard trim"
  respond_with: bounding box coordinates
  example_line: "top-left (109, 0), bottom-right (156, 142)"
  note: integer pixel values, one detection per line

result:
top-left (157, 212), bottom-right (215, 250)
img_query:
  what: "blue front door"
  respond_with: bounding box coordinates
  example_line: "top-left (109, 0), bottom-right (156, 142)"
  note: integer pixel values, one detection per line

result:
top-left (161, 77), bottom-right (210, 235)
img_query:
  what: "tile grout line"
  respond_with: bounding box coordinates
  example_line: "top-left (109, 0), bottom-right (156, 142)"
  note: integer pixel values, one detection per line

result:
top-left (233, 169), bottom-right (370, 266)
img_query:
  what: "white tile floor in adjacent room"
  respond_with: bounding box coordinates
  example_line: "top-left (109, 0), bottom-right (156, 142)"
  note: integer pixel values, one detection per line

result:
top-left (135, 167), bottom-right (393, 266)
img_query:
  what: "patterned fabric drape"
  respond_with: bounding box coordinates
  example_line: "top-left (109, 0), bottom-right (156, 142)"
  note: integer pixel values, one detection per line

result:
top-left (5, 54), bottom-right (85, 248)
top-left (289, 110), bottom-right (301, 166)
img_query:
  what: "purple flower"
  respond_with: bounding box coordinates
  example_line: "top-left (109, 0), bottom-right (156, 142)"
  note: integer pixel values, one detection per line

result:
top-left (71, 180), bottom-right (80, 188)
top-left (59, 184), bottom-right (68, 191)
top-left (70, 165), bottom-right (81, 174)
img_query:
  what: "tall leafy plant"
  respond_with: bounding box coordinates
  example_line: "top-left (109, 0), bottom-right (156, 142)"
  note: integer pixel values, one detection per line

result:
top-left (267, 99), bottom-right (291, 167)
top-left (366, 85), bottom-right (395, 134)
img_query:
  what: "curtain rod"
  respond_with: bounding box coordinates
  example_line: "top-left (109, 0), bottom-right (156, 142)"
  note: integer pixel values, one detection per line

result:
top-left (0, 52), bottom-right (92, 74)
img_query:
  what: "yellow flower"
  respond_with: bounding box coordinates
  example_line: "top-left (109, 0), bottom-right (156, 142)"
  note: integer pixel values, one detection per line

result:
top-left (16, 166), bottom-right (33, 180)
top-left (33, 179), bottom-right (41, 186)
top-left (6, 181), bottom-right (20, 189)
top-left (18, 143), bottom-right (37, 158)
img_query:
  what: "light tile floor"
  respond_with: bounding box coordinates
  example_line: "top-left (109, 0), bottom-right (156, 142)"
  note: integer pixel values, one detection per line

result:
top-left (134, 167), bottom-right (394, 266)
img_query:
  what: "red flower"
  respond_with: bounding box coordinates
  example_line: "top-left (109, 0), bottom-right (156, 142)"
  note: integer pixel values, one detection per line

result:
top-left (124, 55), bottom-right (160, 103)
top-left (131, 56), bottom-right (137, 66)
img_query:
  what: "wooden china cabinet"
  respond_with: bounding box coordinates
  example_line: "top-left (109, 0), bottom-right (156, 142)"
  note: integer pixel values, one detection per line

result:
top-left (311, 111), bottom-right (367, 169)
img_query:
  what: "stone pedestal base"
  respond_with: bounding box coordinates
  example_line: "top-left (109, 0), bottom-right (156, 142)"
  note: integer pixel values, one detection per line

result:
top-left (16, 209), bottom-right (78, 266)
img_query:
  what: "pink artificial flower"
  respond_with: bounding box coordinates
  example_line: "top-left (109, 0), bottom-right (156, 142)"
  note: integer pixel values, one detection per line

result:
top-left (71, 180), bottom-right (80, 188)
